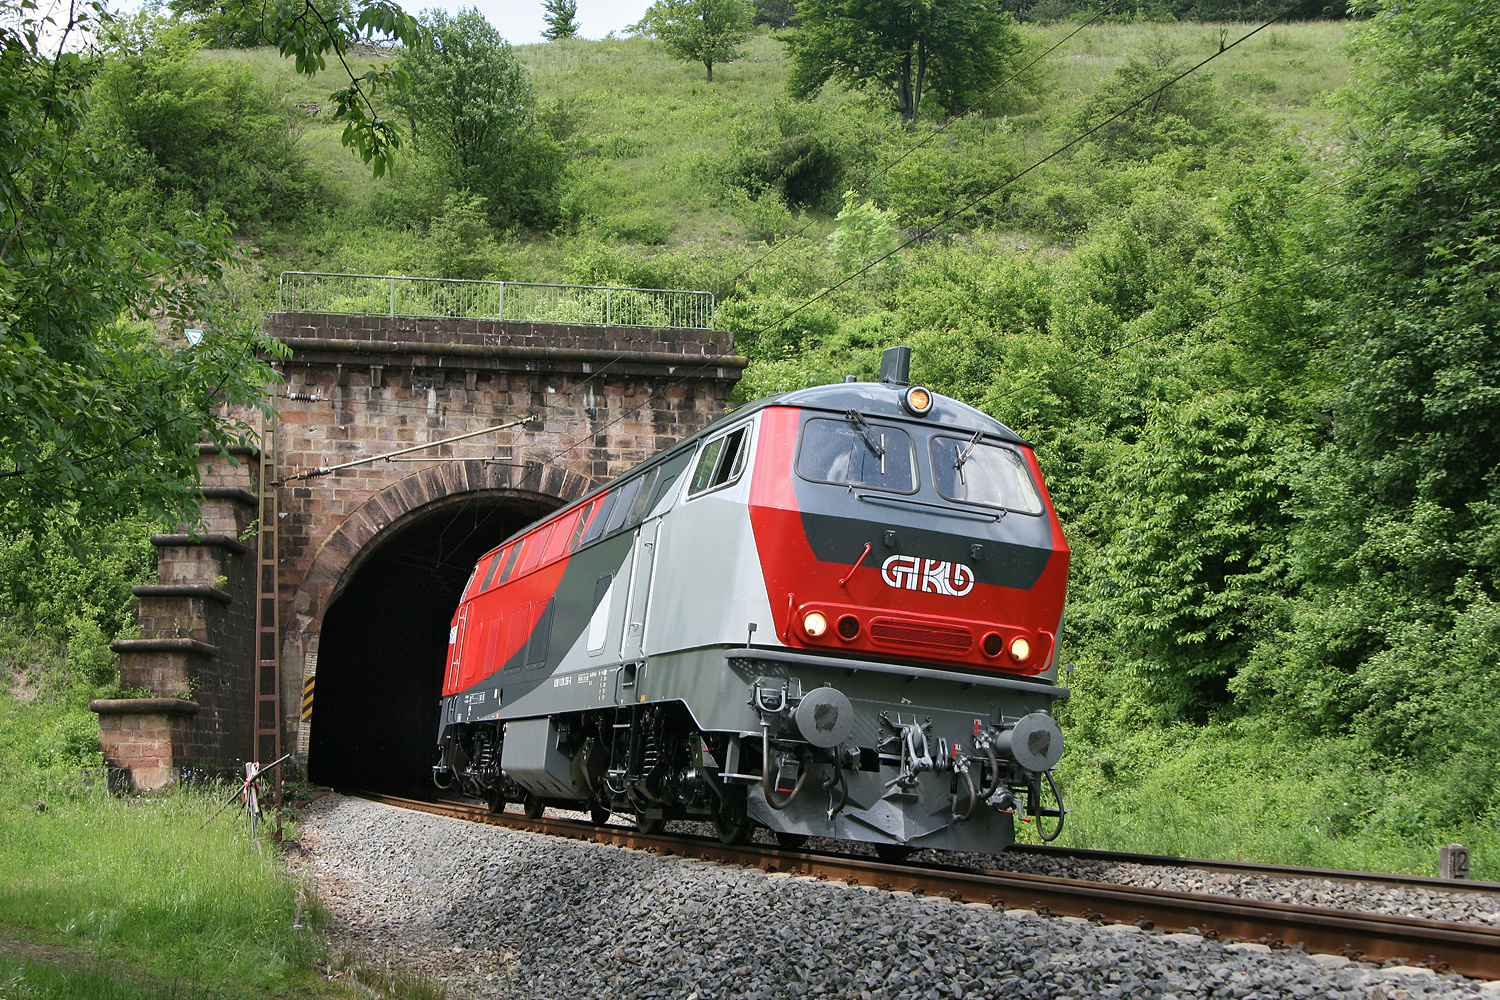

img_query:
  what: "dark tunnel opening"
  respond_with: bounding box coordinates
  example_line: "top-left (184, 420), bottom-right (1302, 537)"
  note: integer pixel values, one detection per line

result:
top-left (309, 493), bottom-right (560, 796)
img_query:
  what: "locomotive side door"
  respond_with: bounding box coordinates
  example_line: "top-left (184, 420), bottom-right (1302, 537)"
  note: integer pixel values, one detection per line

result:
top-left (620, 517), bottom-right (661, 662)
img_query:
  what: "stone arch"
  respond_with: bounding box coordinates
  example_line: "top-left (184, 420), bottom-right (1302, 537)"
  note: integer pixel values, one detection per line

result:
top-left (288, 461), bottom-right (595, 789)
top-left (289, 460), bottom-right (596, 643)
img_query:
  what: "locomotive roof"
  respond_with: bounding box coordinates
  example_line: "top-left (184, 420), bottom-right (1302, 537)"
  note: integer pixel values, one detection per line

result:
top-left (484, 380), bottom-right (1030, 552)
top-left (759, 380), bottom-right (1030, 446)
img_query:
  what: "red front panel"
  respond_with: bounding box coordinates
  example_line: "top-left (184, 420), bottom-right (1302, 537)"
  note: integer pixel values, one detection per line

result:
top-left (748, 406), bottom-right (1069, 675)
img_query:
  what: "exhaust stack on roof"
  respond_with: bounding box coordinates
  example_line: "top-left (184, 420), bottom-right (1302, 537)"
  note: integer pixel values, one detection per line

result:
top-left (879, 346), bottom-right (912, 386)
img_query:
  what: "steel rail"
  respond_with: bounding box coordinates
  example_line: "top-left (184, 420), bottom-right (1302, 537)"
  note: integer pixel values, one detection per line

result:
top-left (1006, 843), bottom-right (1500, 895)
top-left (351, 793), bottom-right (1500, 980)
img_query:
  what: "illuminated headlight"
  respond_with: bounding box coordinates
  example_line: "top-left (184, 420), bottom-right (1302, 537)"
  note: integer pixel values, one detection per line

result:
top-left (1010, 636), bottom-right (1031, 662)
top-left (802, 611), bottom-right (828, 638)
top-left (903, 386), bottom-right (933, 415)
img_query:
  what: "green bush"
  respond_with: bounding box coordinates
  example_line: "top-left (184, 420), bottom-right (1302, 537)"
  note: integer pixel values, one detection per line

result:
top-left (721, 101), bottom-right (872, 212)
top-left (1067, 57), bottom-right (1251, 161)
top-left (87, 13), bottom-right (325, 230)
top-left (395, 8), bottom-right (567, 231)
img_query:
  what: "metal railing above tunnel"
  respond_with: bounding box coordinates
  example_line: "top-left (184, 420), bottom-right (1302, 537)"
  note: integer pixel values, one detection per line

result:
top-left (278, 271), bottom-right (716, 330)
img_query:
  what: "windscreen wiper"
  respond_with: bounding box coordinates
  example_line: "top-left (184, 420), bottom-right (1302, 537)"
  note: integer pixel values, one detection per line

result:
top-left (954, 429), bottom-right (983, 485)
top-left (845, 410), bottom-right (887, 473)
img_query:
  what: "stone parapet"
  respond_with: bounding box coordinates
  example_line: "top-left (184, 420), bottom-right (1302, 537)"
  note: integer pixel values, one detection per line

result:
top-left (266, 312), bottom-right (739, 363)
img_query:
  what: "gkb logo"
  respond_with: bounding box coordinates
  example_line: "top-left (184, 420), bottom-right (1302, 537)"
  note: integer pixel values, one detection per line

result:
top-left (880, 555), bottom-right (974, 597)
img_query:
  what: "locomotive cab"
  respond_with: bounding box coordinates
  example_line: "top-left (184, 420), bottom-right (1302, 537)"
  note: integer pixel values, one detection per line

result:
top-left (434, 347), bottom-right (1070, 855)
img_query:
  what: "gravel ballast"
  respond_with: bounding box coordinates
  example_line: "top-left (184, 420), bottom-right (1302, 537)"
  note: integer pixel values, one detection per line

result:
top-left (297, 795), bottom-right (1500, 1000)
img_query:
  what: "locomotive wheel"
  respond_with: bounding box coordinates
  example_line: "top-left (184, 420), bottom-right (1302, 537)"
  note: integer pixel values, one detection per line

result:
top-left (774, 831), bottom-right (810, 850)
top-left (635, 814), bottom-right (665, 834)
top-left (715, 797), bottom-right (754, 846)
top-left (874, 844), bottom-right (914, 864)
top-left (522, 794), bottom-right (545, 820)
top-left (485, 787), bottom-right (506, 814)
top-left (590, 804), bottom-right (612, 825)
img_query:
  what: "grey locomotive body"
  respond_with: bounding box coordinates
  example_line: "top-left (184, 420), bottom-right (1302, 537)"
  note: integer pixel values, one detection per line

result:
top-left (434, 350), bottom-right (1071, 854)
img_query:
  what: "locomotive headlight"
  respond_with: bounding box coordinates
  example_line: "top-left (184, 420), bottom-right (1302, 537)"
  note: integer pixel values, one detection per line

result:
top-left (903, 386), bottom-right (933, 416)
top-left (802, 611), bottom-right (829, 638)
top-left (1010, 636), bottom-right (1031, 662)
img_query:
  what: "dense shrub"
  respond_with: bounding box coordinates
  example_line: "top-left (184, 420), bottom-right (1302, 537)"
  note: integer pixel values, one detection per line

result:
top-left (394, 7), bottom-right (567, 231)
top-left (722, 102), bottom-right (852, 211)
top-left (88, 15), bottom-right (324, 229)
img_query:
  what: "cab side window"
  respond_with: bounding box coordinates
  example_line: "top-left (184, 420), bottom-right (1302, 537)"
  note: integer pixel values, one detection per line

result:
top-left (687, 425), bottom-right (749, 498)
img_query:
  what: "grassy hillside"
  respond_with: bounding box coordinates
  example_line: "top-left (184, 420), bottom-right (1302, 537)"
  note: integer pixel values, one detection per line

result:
top-left (208, 21), bottom-right (1351, 301)
top-left (38, 7), bottom-right (1500, 884)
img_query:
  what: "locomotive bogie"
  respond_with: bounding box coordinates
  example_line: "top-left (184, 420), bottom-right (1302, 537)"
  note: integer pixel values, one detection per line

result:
top-left (435, 348), bottom-right (1071, 853)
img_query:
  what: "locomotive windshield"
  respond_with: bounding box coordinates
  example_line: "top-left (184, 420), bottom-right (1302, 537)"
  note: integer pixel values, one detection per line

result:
top-left (797, 416), bottom-right (917, 492)
top-left (929, 436), bottom-right (1044, 514)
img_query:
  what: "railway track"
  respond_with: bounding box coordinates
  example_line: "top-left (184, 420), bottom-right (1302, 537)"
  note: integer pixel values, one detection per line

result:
top-left (1009, 842), bottom-right (1500, 895)
top-left (352, 792), bottom-right (1500, 981)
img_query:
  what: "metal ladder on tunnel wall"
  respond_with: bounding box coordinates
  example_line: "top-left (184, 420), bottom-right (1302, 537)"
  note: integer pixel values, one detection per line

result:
top-left (254, 409), bottom-right (281, 798)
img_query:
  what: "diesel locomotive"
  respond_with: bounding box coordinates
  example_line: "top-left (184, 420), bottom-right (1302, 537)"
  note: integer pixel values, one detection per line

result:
top-left (433, 347), bottom-right (1071, 856)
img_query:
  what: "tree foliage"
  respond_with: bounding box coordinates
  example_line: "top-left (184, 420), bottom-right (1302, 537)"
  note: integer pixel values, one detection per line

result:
top-left (632, 0), bottom-right (753, 82)
top-left (87, 13), bottom-right (323, 230)
top-left (783, 0), bottom-right (1028, 123)
top-left (395, 7), bottom-right (564, 229)
top-left (1236, 0), bottom-right (1500, 744)
top-left (0, 0), bottom-right (287, 538)
top-left (751, 0), bottom-right (798, 27)
top-left (157, 0), bottom-right (425, 177)
top-left (167, 0), bottom-right (353, 48)
top-left (542, 0), bottom-right (580, 39)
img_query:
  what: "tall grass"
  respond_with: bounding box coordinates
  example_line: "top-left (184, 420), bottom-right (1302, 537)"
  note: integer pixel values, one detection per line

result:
top-left (1015, 721), bottom-right (1500, 880)
top-left (0, 781), bottom-right (318, 995)
top-left (204, 21), bottom-right (1353, 270)
top-left (1045, 21), bottom-right (1351, 127)
top-left (0, 955), bottom-right (180, 1000)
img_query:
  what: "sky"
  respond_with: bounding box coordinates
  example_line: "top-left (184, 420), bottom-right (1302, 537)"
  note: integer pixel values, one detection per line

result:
top-left (86, 0), bottom-right (655, 46)
top-left (414, 0), bottom-right (653, 44)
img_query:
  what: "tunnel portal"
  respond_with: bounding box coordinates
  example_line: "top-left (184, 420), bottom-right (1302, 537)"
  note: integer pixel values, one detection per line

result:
top-left (94, 306), bottom-right (746, 792)
top-left (308, 494), bottom-right (559, 795)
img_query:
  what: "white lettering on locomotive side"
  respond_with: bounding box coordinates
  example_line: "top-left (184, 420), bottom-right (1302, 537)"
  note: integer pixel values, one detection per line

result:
top-left (879, 555), bottom-right (974, 596)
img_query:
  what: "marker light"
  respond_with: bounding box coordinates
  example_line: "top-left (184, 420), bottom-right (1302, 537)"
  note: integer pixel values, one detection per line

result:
top-left (903, 386), bottom-right (933, 416)
top-left (981, 632), bottom-right (1004, 658)
top-left (837, 614), bottom-right (860, 640)
top-left (802, 611), bottom-right (829, 638)
top-left (1010, 636), bottom-right (1031, 663)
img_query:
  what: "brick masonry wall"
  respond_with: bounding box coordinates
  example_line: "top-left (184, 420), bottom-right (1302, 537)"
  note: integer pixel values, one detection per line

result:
top-left (263, 313), bottom-right (746, 758)
top-left (102, 313), bottom-right (744, 786)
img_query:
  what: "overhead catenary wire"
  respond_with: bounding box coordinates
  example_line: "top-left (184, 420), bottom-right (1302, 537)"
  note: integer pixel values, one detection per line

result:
top-left (274, 415), bottom-right (536, 484)
top-left (277, 0), bottom-right (1322, 438)
top-left (515, 3), bottom-right (1121, 409)
top-left (716, 0), bottom-right (1325, 347)
top-left (709, 3), bottom-right (1122, 301)
top-left (541, 0), bottom-right (1327, 462)
top-left (286, 94), bottom-right (1497, 437)
top-left (280, 194), bottom-right (1491, 476)
top-left (272, 0), bottom-right (1440, 475)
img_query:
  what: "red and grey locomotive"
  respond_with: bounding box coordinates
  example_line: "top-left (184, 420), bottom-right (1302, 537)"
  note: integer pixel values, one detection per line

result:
top-left (433, 347), bottom-right (1070, 855)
